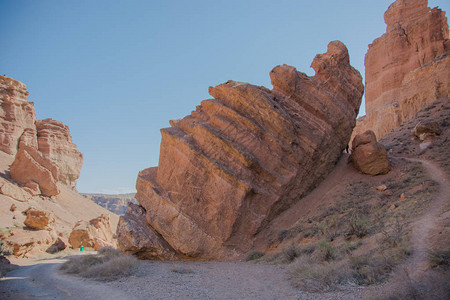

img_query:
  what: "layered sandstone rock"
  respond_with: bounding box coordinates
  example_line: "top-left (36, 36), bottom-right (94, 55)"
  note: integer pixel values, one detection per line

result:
top-left (118, 41), bottom-right (364, 260)
top-left (350, 130), bottom-right (390, 175)
top-left (353, 0), bottom-right (450, 139)
top-left (69, 215), bottom-right (116, 250)
top-left (10, 145), bottom-right (59, 197)
top-left (23, 207), bottom-right (56, 230)
top-left (3, 228), bottom-right (58, 258)
top-left (0, 75), bottom-right (83, 193)
top-left (0, 76), bottom-right (36, 155)
top-left (117, 203), bottom-right (178, 259)
top-left (36, 119), bottom-right (83, 189)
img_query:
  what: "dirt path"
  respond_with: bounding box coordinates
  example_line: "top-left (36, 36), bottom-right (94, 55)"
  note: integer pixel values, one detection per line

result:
top-left (399, 157), bottom-right (450, 281)
top-left (0, 257), bottom-right (134, 300)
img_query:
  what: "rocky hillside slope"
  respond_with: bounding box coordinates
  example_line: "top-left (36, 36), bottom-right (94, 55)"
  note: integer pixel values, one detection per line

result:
top-left (353, 0), bottom-right (449, 140)
top-left (82, 193), bottom-right (136, 215)
top-left (117, 41), bottom-right (364, 260)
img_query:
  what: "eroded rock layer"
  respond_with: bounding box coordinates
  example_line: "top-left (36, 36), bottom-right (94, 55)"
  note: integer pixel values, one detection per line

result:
top-left (118, 41), bottom-right (364, 260)
top-left (0, 76), bottom-right (36, 155)
top-left (353, 0), bottom-right (450, 140)
top-left (0, 75), bottom-right (83, 192)
top-left (37, 119), bottom-right (83, 189)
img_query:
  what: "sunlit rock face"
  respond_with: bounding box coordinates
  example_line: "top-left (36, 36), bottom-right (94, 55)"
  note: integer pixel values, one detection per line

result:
top-left (36, 119), bottom-right (83, 189)
top-left (117, 41), bottom-right (364, 260)
top-left (0, 75), bottom-right (83, 194)
top-left (353, 0), bottom-right (450, 140)
top-left (0, 76), bottom-right (36, 155)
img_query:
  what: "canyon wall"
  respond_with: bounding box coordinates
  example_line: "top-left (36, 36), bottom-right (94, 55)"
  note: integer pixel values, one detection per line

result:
top-left (117, 41), bottom-right (364, 260)
top-left (353, 0), bottom-right (450, 140)
top-left (0, 75), bottom-right (83, 193)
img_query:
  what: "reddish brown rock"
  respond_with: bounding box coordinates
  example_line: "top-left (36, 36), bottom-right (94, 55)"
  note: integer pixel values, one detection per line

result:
top-left (46, 237), bottom-right (67, 254)
top-left (10, 145), bottom-right (59, 197)
top-left (36, 119), bottom-right (83, 189)
top-left (412, 120), bottom-right (441, 141)
top-left (23, 207), bottom-right (55, 230)
top-left (118, 41), bottom-right (364, 260)
top-left (0, 76), bottom-right (36, 155)
top-left (0, 76), bottom-right (83, 190)
top-left (23, 181), bottom-right (41, 196)
top-left (353, 0), bottom-right (450, 140)
top-left (350, 130), bottom-right (390, 175)
top-left (117, 203), bottom-right (178, 260)
top-left (69, 215), bottom-right (116, 250)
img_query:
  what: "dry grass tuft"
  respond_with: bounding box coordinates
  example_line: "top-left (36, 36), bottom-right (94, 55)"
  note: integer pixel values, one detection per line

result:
top-left (60, 246), bottom-right (139, 281)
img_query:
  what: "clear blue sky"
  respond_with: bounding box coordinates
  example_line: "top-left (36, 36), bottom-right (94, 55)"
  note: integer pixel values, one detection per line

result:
top-left (1, 1), bottom-right (449, 194)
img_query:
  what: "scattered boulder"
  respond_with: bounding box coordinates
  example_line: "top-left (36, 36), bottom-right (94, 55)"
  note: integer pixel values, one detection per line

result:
top-left (118, 41), bottom-right (364, 259)
top-left (10, 145), bottom-right (59, 197)
top-left (69, 215), bottom-right (116, 250)
top-left (23, 207), bottom-right (55, 230)
top-left (376, 184), bottom-right (388, 192)
top-left (350, 130), bottom-right (390, 175)
top-left (46, 237), bottom-right (67, 254)
top-left (352, 0), bottom-right (450, 140)
top-left (412, 121), bottom-right (441, 141)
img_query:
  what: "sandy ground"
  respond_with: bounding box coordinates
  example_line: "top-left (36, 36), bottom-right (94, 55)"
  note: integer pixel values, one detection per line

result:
top-left (0, 257), bottom-right (370, 300)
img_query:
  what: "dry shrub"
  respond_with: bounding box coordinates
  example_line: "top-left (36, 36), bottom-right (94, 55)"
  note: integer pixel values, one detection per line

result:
top-left (246, 251), bottom-right (264, 261)
top-left (289, 255), bottom-right (351, 292)
top-left (170, 265), bottom-right (194, 274)
top-left (60, 246), bottom-right (139, 281)
top-left (428, 249), bottom-right (450, 268)
top-left (312, 240), bottom-right (337, 262)
top-left (347, 214), bottom-right (370, 238)
top-left (381, 268), bottom-right (450, 300)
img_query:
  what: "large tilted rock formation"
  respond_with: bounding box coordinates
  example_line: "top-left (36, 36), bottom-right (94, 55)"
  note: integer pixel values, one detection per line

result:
top-left (353, 0), bottom-right (450, 140)
top-left (117, 41), bottom-right (364, 260)
top-left (0, 75), bottom-right (83, 194)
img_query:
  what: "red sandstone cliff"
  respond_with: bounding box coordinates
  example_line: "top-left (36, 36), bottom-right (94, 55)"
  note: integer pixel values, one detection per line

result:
top-left (353, 0), bottom-right (449, 139)
top-left (0, 75), bottom-right (83, 193)
top-left (117, 41), bottom-right (364, 260)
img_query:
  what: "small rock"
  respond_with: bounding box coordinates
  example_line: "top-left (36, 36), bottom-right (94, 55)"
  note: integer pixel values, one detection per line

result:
top-left (399, 193), bottom-right (406, 202)
top-left (389, 204), bottom-right (397, 210)
top-left (384, 190), bottom-right (393, 196)
top-left (10, 204), bottom-right (17, 212)
top-left (412, 121), bottom-right (441, 141)
top-left (376, 184), bottom-right (388, 192)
